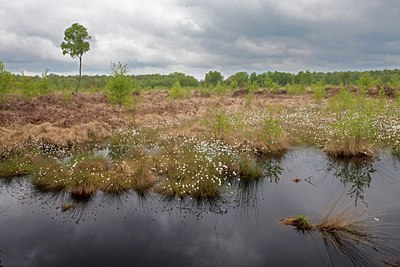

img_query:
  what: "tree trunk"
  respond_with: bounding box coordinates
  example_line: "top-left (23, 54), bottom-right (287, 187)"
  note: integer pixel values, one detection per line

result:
top-left (75, 56), bottom-right (82, 93)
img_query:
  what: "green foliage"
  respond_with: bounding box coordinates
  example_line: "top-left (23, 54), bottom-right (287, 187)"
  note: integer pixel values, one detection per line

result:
top-left (198, 87), bottom-right (212, 97)
top-left (168, 80), bottom-right (190, 100)
top-left (38, 68), bottom-right (51, 95)
top-left (263, 76), bottom-right (280, 91)
top-left (107, 62), bottom-right (132, 108)
top-left (204, 110), bottom-right (234, 138)
top-left (214, 82), bottom-right (227, 96)
top-left (357, 72), bottom-right (374, 94)
top-left (260, 116), bottom-right (283, 146)
top-left (229, 72), bottom-right (249, 88)
top-left (335, 112), bottom-right (376, 142)
top-left (312, 85), bottom-right (326, 104)
top-left (237, 157), bottom-right (264, 181)
top-left (286, 83), bottom-right (305, 95)
top-left (60, 23), bottom-right (91, 61)
top-left (60, 23), bottom-right (91, 92)
top-left (0, 61), bottom-right (13, 101)
top-left (295, 70), bottom-right (314, 85)
top-left (244, 91), bottom-right (254, 107)
top-left (204, 71), bottom-right (223, 87)
top-left (388, 77), bottom-right (400, 88)
top-left (326, 110), bottom-right (377, 157)
top-left (294, 215), bottom-right (313, 231)
top-left (21, 71), bottom-right (38, 100)
top-left (328, 89), bottom-right (357, 112)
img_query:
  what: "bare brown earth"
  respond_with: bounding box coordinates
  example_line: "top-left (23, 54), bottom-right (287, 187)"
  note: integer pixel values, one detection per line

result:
top-left (0, 90), bottom-right (314, 154)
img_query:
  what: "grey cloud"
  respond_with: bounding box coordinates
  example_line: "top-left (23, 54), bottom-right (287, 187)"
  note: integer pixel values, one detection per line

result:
top-left (0, 0), bottom-right (399, 78)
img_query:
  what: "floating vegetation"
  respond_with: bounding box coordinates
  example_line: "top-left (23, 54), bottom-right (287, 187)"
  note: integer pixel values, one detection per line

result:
top-left (282, 197), bottom-right (399, 266)
top-left (281, 215), bottom-right (313, 231)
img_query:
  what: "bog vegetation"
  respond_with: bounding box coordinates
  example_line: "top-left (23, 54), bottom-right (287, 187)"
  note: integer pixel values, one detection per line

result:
top-left (1, 59), bottom-right (400, 199)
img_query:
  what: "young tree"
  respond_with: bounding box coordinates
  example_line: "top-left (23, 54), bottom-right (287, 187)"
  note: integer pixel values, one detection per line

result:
top-left (60, 23), bottom-right (91, 93)
top-left (0, 60), bottom-right (13, 102)
top-left (21, 70), bottom-right (38, 101)
top-left (38, 68), bottom-right (51, 95)
top-left (107, 62), bottom-right (132, 109)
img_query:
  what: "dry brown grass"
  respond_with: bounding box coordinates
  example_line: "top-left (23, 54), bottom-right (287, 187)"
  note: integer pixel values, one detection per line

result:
top-left (324, 143), bottom-right (374, 158)
top-left (0, 121), bottom-right (113, 156)
top-left (70, 181), bottom-right (96, 200)
top-left (316, 198), bottom-right (369, 235)
top-left (100, 159), bottom-right (156, 194)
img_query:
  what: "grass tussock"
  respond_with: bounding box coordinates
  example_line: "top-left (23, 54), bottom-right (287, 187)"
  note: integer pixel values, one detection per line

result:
top-left (282, 199), bottom-right (370, 236)
top-left (316, 199), bottom-right (369, 235)
top-left (155, 138), bottom-right (263, 199)
top-left (281, 215), bottom-right (313, 231)
top-left (324, 143), bottom-right (374, 158)
top-left (253, 115), bottom-right (288, 153)
top-left (324, 112), bottom-right (376, 157)
top-left (101, 158), bottom-right (156, 194)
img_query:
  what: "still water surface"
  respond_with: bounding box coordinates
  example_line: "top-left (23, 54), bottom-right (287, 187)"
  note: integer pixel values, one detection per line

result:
top-left (0, 149), bottom-right (399, 266)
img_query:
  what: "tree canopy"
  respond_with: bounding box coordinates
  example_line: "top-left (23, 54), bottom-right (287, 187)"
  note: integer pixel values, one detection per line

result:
top-left (204, 71), bottom-right (223, 87)
top-left (60, 23), bottom-right (91, 92)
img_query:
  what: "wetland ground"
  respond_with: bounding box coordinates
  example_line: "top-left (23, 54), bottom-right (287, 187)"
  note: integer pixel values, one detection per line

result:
top-left (1, 88), bottom-right (400, 266)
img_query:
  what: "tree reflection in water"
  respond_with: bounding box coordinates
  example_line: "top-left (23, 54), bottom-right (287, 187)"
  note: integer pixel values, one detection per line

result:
top-left (327, 157), bottom-right (375, 205)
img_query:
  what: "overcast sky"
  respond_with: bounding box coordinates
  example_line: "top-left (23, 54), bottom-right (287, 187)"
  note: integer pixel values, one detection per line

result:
top-left (1, 0), bottom-right (400, 78)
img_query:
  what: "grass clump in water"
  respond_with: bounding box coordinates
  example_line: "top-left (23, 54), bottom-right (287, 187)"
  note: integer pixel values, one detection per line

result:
top-left (101, 156), bottom-right (156, 195)
top-left (156, 139), bottom-right (261, 199)
top-left (252, 114), bottom-right (287, 154)
top-left (324, 111), bottom-right (376, 157)
top-left (235, 156), bottom-right (264, 181)
top-left (281, 215), bottom-right (313, 231)
top-left (156, 142), bottom-right (230, 199)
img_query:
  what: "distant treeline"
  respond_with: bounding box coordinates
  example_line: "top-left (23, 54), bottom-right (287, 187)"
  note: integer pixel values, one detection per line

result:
top-left (4, 68), bottom-right (400, 92)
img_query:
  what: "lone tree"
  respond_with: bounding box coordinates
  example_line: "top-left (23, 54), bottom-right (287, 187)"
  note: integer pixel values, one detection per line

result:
top-left (60, 23), bottom-right (91, 93)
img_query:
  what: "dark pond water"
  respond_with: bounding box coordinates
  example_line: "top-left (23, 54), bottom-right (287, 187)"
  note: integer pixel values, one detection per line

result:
top-left (0, 149), bottom-right (399, 267)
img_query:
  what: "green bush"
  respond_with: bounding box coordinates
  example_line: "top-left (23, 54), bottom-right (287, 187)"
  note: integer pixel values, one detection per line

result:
top-left (21, 71), bottom-right (38, 100)
top-left (260, 116), bottom-right (283, 146)
top-left (0, 61), bottom-right (13, 101)
top-left (107, 62), bottom-right (133, 109)
top-left (38, 68), bottom-right (51, 95)
top-left (286, 83), bottom-right (305, 95)
top-left (168, 80), bottom-right (190, 100)
top-left (214, 82), bottom-right (227, 96)
top-left (312, 85), bottom-right (326, 104)
top-left (328, 89), bottom-right (357, 112)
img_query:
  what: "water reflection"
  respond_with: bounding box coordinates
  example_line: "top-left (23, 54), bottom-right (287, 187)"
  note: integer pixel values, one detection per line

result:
top-left (233, 158), bottom-right (283, 219)
top-left (0, 149), bottom-right (399, 267)
top-left (319, 230), bottom-right (380, 266)
top-left (326, 157), bottom-right (375, 205)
